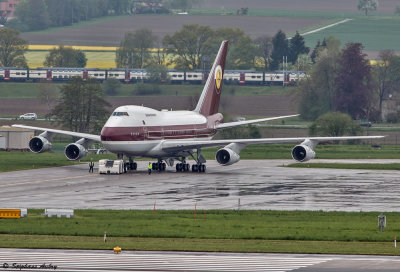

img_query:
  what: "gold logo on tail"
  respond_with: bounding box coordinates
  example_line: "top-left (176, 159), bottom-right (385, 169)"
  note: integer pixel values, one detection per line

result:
top-left (215, 65), bottom-right (222, 93)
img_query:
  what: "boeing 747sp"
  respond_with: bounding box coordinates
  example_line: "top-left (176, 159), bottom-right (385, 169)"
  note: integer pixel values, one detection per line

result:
top-left (13, 41), bottom-right (383, 172)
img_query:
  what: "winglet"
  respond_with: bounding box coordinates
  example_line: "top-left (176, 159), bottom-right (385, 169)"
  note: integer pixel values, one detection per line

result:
top-left (194, 40), bottom-right (228, 116)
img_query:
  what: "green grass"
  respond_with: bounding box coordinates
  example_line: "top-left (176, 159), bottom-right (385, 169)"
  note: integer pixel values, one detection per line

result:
top-left (0, 234), bottom-right (397, 255)
top-left (191, 8), bottom-right (355, 18)
top-left (304, 16), bottom-right (400, 51)
top-left (0, 210), bottom-right (399, 254)
top-left (0, 82), bottom-right (289, 99)
top-left (288, 162), bottom-right (400, 170)
top-left (0, 151), bottom-right (116, 172)
top-left (0, 144), bottom-right (396, 172)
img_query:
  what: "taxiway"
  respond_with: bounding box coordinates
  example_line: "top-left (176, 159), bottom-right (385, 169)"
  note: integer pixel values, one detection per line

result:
top-left (1, 159), bottom-right (400, 211)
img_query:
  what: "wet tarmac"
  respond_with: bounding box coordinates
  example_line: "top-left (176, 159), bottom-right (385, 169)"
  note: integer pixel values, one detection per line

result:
top-left (1, 159), bottom-right (400, 211)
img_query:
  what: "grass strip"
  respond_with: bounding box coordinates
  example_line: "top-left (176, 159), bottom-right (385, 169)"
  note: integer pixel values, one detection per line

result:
top-left (287, 163), bottom-right (400, 170)
top-left (0, 144), bottom-right (398, 172)
top-left (1, 210), bottom-right (400, 242)
top-left (0, 234), bottom-right (398, 255)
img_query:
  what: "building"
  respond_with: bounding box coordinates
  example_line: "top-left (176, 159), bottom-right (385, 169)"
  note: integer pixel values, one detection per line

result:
top-left (0, 126), bottom-right (33, 150)
top-left (0, 0), bottom-right (19, 19)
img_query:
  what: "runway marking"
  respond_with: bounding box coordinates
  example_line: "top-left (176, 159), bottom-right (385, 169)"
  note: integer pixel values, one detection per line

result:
top-left (0, 174), bottom-right (94, 188)
top-left (0, 249), bottom-right (333, 272)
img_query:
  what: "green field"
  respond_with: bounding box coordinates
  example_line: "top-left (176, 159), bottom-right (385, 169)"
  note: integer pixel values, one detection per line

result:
top-left (304, 16), bottom-right (400, 51)
top-left (288, 162), bottom-right (400, 170)
top-left (0, 209), bottom-right (399, 255)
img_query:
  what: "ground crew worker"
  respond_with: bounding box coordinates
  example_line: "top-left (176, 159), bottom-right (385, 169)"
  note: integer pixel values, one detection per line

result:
top-left (89, 160), bottom-right (94, 173)
top-left (148, 162), bottom-right (152, 175)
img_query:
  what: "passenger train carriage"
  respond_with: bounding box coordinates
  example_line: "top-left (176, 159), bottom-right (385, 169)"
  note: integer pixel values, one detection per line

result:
top-left (0, 67), bottom-right (305, 85)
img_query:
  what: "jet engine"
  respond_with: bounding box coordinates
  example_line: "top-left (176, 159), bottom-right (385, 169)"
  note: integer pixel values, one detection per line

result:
top-left (291, 144), bottom-right (316, 162)
top-left (215, 147), bottom-right (240, 166)
top-left (65, 143), bottom-right (88, 161)
top-left (29, 136), bottom-right (52, 153)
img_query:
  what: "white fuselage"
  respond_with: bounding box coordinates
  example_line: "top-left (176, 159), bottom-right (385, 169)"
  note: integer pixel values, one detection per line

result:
top-left (100, 105), bottom-right (220, 157)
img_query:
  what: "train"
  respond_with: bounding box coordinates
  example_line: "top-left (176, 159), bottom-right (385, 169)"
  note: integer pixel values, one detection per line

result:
top-left (0, 67), bottom-right (305, 85)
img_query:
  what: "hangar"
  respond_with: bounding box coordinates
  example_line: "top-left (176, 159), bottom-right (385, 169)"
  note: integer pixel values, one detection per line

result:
top-left (0, 126), bottom-right (33, 151)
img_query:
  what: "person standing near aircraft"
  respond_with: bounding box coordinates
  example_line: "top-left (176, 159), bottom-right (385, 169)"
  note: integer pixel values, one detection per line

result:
top-left (89, 159), bottom-right (94, 173)
top-left (148, 162), bottom-right (152, 175)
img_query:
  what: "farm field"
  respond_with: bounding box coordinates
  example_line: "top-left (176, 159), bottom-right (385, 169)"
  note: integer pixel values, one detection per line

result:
top-left (26, 51), bottom-right (116, 69)
top-left (202, 0), bottom-right (400, 14)
top-left (21, 14), bottom-right (329, 46)
top-left (304, 16), bottom-right (400, 57)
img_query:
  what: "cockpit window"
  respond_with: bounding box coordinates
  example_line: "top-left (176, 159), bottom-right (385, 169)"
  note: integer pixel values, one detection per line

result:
top-left (112, 112), bottom-right (129, 116)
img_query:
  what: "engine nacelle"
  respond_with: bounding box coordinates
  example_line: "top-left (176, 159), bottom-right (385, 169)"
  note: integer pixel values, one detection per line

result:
top-left (215, 147), bottom-right (240, 166)
top-left (291, 144), bottom-right (316, 162)
top-left (65, 143), bottom-right (88, 161)
top-left (28, 136), bottom-right (52, 153)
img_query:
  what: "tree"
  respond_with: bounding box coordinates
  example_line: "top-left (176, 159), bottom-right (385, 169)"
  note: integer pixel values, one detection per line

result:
top-left (215, 27), bottom-right (256, 69)
top-left (288, 31), bottom-right (309, 64)
top-left (335, 43), bottom-right (373, 119)
top-left (38, 82), bottom-right (58, 115)
top-left (116, 28), bottom-right (156, 69)
top-left (163, 24), bottom-right (214, 70)
top-left (0, 28), bottom-right (28, 67)
top-left (166, 0), bottom-right (204, 12)
top-left (51, 78), bottom-right (111, 134)
top-left (270, 30), bottom-right (289, 71)
top-left (146, 63), bottom-right (170, 83)
top-left (254, 35), bottom-right (273, 71)
top-left (374, 50), bottom-right (400, 120)
top-left (102, 78), bottom-right (121, 96)
top-left (44, 45), bottom-right (87, 67)
top-left (310, 40), bottom-right (321, 63)
top-left (297, 36), bottom-right (341, 120)
top-left (14, 0), bottom-right (50, 31)
top-left (309, 112), bottom-right (362, 137)
top-left (395, 6), bottom-right (400, 16)
top-left (357, 0), bottom-right (378, 16)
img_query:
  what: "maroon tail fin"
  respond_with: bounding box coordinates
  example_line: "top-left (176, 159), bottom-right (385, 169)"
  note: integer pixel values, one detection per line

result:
top-left (194, 40), bottom-right (228, 116)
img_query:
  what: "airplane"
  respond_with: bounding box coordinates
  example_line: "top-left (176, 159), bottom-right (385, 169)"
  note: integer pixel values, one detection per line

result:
top-left (13, 40), bottom-right (383, 173)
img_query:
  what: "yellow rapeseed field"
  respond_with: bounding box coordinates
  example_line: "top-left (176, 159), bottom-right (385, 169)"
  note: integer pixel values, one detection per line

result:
top-left (27, 45), bottom-right (168, 69)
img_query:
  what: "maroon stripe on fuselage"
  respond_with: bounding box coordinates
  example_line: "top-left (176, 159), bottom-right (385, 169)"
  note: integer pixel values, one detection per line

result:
top-left (101, 123), bottom-right (215, 141)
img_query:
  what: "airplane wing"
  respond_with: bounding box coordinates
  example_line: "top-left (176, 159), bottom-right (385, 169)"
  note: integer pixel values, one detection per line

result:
top-left (215, 114), bottom-right (299, 129)
top-left (161, 135), bottom-right (384, 152)
top-left (12, 124), bottom-right (101, 142)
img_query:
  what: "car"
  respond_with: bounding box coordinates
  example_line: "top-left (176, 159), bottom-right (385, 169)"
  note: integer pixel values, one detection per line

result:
top-left (19, 113), bottom-right (37, 120)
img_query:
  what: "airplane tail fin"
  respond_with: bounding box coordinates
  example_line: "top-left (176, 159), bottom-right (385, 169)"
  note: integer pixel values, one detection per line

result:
top-left (194, 40), bottom-right (228, 116)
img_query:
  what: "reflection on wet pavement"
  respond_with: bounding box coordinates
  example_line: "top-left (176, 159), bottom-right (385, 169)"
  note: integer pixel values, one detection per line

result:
top-left (1, 159), bottom-right (400, 211)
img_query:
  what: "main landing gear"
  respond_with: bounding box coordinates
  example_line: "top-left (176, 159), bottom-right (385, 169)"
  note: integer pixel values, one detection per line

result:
top-left (152, 160), bottom-right (166, 172)
top-left (176, 162), bottom-right (189, 172)
top-left (192, 164), bottom-right (206, 173)
top-left (175, 162), bottom-right (205, 172)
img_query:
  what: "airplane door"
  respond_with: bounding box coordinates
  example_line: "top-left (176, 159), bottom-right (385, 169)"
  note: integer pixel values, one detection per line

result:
top-left (143, 127), bottom-right (148, 140)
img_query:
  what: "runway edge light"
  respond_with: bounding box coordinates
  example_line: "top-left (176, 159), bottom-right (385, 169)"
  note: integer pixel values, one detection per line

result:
top-left (114, 247), bottom-right (122, 254)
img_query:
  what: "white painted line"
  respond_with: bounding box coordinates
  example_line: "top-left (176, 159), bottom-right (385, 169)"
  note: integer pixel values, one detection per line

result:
top-left (300, 18), bottom-right (353, 36)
